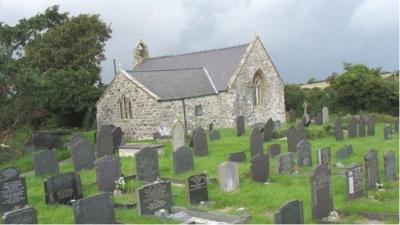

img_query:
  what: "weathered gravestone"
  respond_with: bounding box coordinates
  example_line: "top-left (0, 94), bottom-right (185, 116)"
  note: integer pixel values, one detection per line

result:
top-left (97, 124), bottom-right (115, 157)
top-left (193, 127), bottom-right (209, 156)
top-left (135, 147), bottom-right (159, 182)
top-left (317, 147), bottom-right (331, 166)
top-left (322, 107), bottom-right (329, 125)
top-left (384, 124), bottom-right (391, 140)
top-left (384, 150), bottom-right (396, 181)
top-left (71, 132), bottom-right (86, 146)
top-left (310, 164), bottom-right (333, 220)
top-left (218, 161), bottom-right (239, 192)
top-left (173, 146), bottom-right (194, 174)
top-left (367, 115), bottom-right (375, 136)
top-left (236, 116), bottom-right (245, 136)
top-left (72, 192), bottom-right (115, 224)
top-left (268, 143), bottom-right (281, 158)
top-left (336, 148), bottom-right (346, 161)
top-left (335, 118), bottom-right (344, 141)
top-left (2, 206), bottom-right (37, 224)
top-left (186, 173), bottom-right (208, 204)
top-left (44, 171), bottom-right (83, 205)
top-left (276, 153), bottom-right (295, 174)
top-left (263, 118), bottom-right (274, 142)
top-left (250, 153), bottom-right (269, 183)
top-left (288, 109), bottom-right (296, 123)
top-left (136, 180), bottom-right (173, 215)
top-left (208, 122), bottom-right (213, 132)
top-left (348, 117), bottom-right (357, 138)
top-left (315, 112), bottom-right (323, 125)
top-left (358, 119), bottom-right (366, 137)
top-left (0, 177), bottom-right (28, 214)
top-left (296, 139), bottom-right (312, 167)
top-left (250, 127), bottom-right (263, 157)
top-left (172, 120), bottom-right (185, 151)
top-left (112, 127), bottom-right (123, 148)
top-left (228, 151), bottom-right (246, 163)
top-left (209, 130), bottom-right (221, 141)
top-left (32, 149), bottom-right (59, 177)
top-left (71, 138), bottom-right (95, 172)
top-left (287, 126), bottom-right (302, 153)
top-left (345, 144), bottom-right (353, 156)
top-left (0, 167), bottom-right (19, 182)
top-left (274, 200), bottom-right (304, 224)
top-left (94, 155), bottom-right (121, 192)
top-left (345, 163), bottom-right (364, 200)
top-left (32, 131), bottom-right (63, 150)
top-left (364, 149), bottom-right (380, 189)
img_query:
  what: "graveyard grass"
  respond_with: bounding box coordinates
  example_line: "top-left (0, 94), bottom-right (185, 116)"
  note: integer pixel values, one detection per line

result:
top-left (2, 120), bottom-right (399, 224)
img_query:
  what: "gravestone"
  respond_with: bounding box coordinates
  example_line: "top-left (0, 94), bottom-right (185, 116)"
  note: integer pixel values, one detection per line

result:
top-left (335, 118), bottom-right (344, 141)
top-left (268, 143), bottom-right (281, 158)
top-left (384, 150), bottom-right (396, 181)
top-left (317, 147), bottom-right (331, 166)
top-left (336, 148), bottom-right (346, 160)
top-left (32, 149), bottom-right (59, 177)
top-left (263, 118), bottom-right (274, 142)
top-left (367, 115), bottom-right (375, 136)
top-left (172, 120), bottom-right (185, 151)
top-left (228, 151), bottom-right (246, 163)
top-left (0, 177), bottom-right (28, 214)
top-left (315, 112), bottom-right (323, 125)
top-left (218, 161), bottom-right (239, 192)
top-left (250, 153), bottom-right (269, 183)
top-left (97, 124), bottom-right (115, 157)
top-left (135, 147), bottom-right (159, 182)
top-left (287, 126), bottom-right (300, 153)
top-left (44, 171), bottom-right (83, 205)
top-left (71, 138), bottom-right (95, 172)
top-left (94, 155), bottom-right (122, 192)
top-left (193, 127), bottom-right (209, 156)
top-left (236, 116), bottom-right (245, 136)
top-left (209, 130), bottom-right (221, 141)
top-left (208, 122), bottom-right (213, 132)
top-left (136, 180), bottom-right (173, 215)
top-left (186, 173), bottom-right (208, 204)
top-left (32, 131), bottom-right (63, 150)
top-left (112, 127), bottom-right (123, 148)
top-left (345, 144), bottom-right (353, 156)
top-left (310, 164), bottom-right (333, 220)
top-left (275, 153), bottom-right (295, 174)
top-left (348, 117), bottom-right (357, 138)
top-left (383, 124), bottom-right (391, 140)
top-left (288, 109), bottom-right (296, 123)
top-left (250, 127), bottom-right (263, 157)
top-left (0, 167), bottom-right (19, 182)
top-left (364, 149), bottom-right (380, 189)
top-left (274, 200), bottom-right (304, 224)
top-left (3, 206), bottom-right (37, 224)
top-left (345, 163), bottom-right (364, 200)
top-left (72, 192), bottom-right (115, 224)
top-left (71, 132), bottom-right (86, 146)
top-left (358, 119), bottom-right (366, 137)
top-left (296, 139), bottom-right (312, 167)
top-left (322, 107), bottom-right (329, 125)
top-left (173, 146), bottom-right (194, 174)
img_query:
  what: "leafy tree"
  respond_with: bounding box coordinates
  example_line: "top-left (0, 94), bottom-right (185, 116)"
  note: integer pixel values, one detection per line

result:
top-left (284, 84), bottom-right (305, 115)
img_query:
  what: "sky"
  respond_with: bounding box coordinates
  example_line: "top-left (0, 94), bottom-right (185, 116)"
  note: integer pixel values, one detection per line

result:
top-left (0, 0), bottom-right (398, 84)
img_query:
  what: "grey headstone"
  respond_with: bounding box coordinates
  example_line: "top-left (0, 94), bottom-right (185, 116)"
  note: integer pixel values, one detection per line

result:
top-left (296, 139), bottom-right (312, 167)
top-left (384, 150), bottom-right (396, 181)
top-left (288, 109), bottom-right (296, 123)
top-left (384, 124), bottom-right (391, 140)
top-left (274, 200), bottom-right (304, 224)
top-left (172, 120), bottom-right (185, 151)
top-left (364, 149), bottom-right (380, 189)
top-left (32, 132), bottom-right (63, 150)
top-left (135, 147), bottom-right (159, 182)
top-left (136, 180), bottom-right (173, 215)
top-left (315, 112), bottom-right (323, 125)
top-left (268, 143), bottom-right (281, 158)
top-left (186, 173), bottom-right (208, 205)
top-left (335, 117), bottom-right (344, 141)
top-left (287, 126), bottom-right (302, 153)
top-left (345, 144), bottom-right (353, 156)
top-left (0, 167), bottom-right (20, 182)
top-left (348, 117), bottom-right (357, 138)
top-left (336, 148), bottom-right (346, 161)
top-left (322, 107), bottom-right (329, 125)
top-left (193, 127), bottom-right (208, 156)
top-left (73, 192), bottom-right (115, 224)
top-left (358, 119), bottom-right (366, 137)
top-left (317, 147), bottom-right (331, 166)
top-left (346, 163), bottom-right (364, 200)
top-left (44, 172), bottom-right (83, 205)
top-left (367, 115), bottom-right (375, 136)
top-left (71, 132), bottom-right (86, 146)
top-left (112, 127), bottom-right (123, 148)
top-left (97, 124), bottom-right (115, 157)
top-left (94, 155), bottom-right (121, 192)
top-left (276, 153), bottom-right (295, 174)
top-left (263, 118), bottom-right (274, 142)
top-left (71, 138), bottom-right (95, 172)
top-left (310, 164), bottom-right (333, 220)
top-left (209, 130), bottom-right (221, 141)
top-left (228, 151), bottom-right (246, 163)
top-left (250, 127), bottom-right (263, 157)
top-left (173, 146), bottom-right (194, 174)
top-left (218, 161), bottom-right (239, 192)
top-left (236, 116), bottom-right (245, 136)
top-left (3, 206), bottom-right (37, 224)
top-left (250, 153), bottom-right (269, 183)
top-left (32, 149), bottom-right (59, 177)
top-left (0, 177), bottom-right (28, 214)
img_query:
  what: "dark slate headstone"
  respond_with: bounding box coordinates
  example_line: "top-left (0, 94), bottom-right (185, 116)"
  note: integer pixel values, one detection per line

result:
top-left (193, 127), bottom-right (209, 156)
top-left (268, 143), bottom-right (281, 158)
top-left (32, 149), bottom-right (59, 177)
top-left (250, 127), bottom-right (263, 157)
top-left (3, 206), bottom-right (37, 224)
top-left (112, 127), bottom-right (123, 148)
top-left (335, 118), bottom-right (344, 141)
top-left (72, 192), bottom-right (115, 224)
top-left (209, 130), bottom-right (221, 141)
top-left (0, 177), bottom-right (28, 214)
top-left (32, 132), bottom-right (63, 150)
top-left (336, 148), bottom-right (346, 161)
top-left (136, 180), bottom-right (173, 216)
top-left (384, 150), bottom-right (396, 181)
top-left (287, 126), bottom-right (300, 153)
top-left (383, 124), bottom-right (391, 140)
top-left (276, 153), bottom-right (295, 174)
top-left (208, 122), bottom-right (213, 132)
top-left (364, 149), bottom-right (380, 189)
top-left (367, 115), bottom-right (375, 136)
top-left (186, 173), bottom-right (208, 205)
top-left (288, 109), bottom-right (296, 123)
top-left (345, 144), bottom-right (353, 156)
top-left (97, 124), bottom-right (115, 157)
top-left (173, 146), bottom-right (194, 174)
top-left (348, 117), bottom-right (357, 138)
top-left (310, 164), bottom-right (333, 220)
top-left (250, 153), bottom-right (269, 183)
top-left (236, 116), bottom-right (245, 136)
top-left (135, 147), bottom-right (159, 182)
top-left (44, 172), bottom-right (83, 205)
top-left (263, 118), bottom-right (274, 142)
top-left (274, 200), bottom-right (304, 224)
top-left (315, 112), bottom-right (323, 125)
top-left (94, 155), bottom-right (121, 192)
top-left (71, 132), bottom-right (86, 146)
top-left (358, 119), bottom-right (366, 137)
top-left (71, 138), bottom-right (95, 172)
top-left (296, 139), bottom-right (312, 167)
top-left (317, 147), bottom-right (331, 166)
top-left (0, 167), bottom-right (19, 182)
top-left (346, 163), bottom-right (364, 200)
top-left (228, 151), bottom-right (246, 163)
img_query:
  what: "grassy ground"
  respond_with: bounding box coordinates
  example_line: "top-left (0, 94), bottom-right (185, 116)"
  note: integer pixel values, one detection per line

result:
top-left (1, 119), bottom-right (399, 224)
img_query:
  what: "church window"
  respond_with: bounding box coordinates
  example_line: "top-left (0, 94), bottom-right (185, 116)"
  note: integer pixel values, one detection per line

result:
top-left (119, 95), bottom-right (132, 120)
top-left (195, 105), bottom-right (203, 116)
top-left (253, 71), bottom-right (265, 107)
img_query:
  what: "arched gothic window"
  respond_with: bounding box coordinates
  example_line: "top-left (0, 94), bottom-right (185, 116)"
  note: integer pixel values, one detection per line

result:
top-left (252, 71), bottom-right (265, 107)
top-left (118, 95), bottom-right (132, 120)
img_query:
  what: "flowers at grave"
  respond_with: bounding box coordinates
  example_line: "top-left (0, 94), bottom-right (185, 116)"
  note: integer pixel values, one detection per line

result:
top-left (114, 176), bottom-right (126, 193)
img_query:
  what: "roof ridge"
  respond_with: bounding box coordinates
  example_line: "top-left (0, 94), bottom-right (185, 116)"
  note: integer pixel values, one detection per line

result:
top-left (129, 67), bottom-right (205, 73)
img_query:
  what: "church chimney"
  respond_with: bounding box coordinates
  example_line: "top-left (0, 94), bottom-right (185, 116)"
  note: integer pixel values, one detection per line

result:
top-left (133, 40), bottom-right (149, 68)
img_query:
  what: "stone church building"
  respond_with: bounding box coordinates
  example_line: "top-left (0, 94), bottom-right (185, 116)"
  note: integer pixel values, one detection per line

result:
top-left (96, 35), bottom-right (286, 139)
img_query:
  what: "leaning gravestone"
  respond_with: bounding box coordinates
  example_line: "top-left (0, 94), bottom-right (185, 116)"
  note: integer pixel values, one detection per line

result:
top-left (296, 139), bottom-right (312, 167)
top-left (32, 149), bottom-right (59, 177)
top-left (274, 200), bottom-right (304, 224)
top-left (97, 124), bottom-right (115, 157)
top-left (0, 167), bottom-right (20, 182)
top-left (317, 147), bottom-right (331, 166)
top-left (94, 155), bottom-right (122, 192)
top-left (288, 109), bottom-right (296, 123)
top-left (71, 138), bottom-right (95, 172)
top-left (287, 126), bottom-right (300, 153)
top-left (367, 115), bottom-right (375, 136)
top-left (322, 107), bottom-right (329, 125)
top-left (315, 112), bottom-right (323, 125)
top-left (173, 146), bottom-right (194, 174)
top-left (358, 119), bottom-right (366, 137)
top-left (268, 143), bottom-right (281, 158)
top-left (335, 117), bottom-right (344, 141)
top-left (72, 192), bottom-right (115, 224)
top-left (193, 127), bottom-right (209, 156)
top-left (0, 177), bottom-right (28, 214)
top-left (348, 117), bottom-right (357, 138)
top-left (112, 127), bottom-right (123, 148)
top-left (383, 124), bottom-right (391, 140)
top-left (276, 153), bottom-right (295, 174)
top-left (135, 147), bottom-right (159, 182)
top-left (2, 206), bottom-right (37, 224)
top-left (384, 150), bottom-right (396, 181)
top-left (336, 148), bottom-right (346, 161)
top-left (263, 118), bottom-right (274, 142)
top-left (250, 127), bottom-right (263, 157)
top-left (172, 120), bottom-right (185, 151)
top-left (136, 180), bottom-right (173, 216)
top-left (44, 171), bottom-right (83, 205)
top-left (186, 173), bottom-right (208, 205)
top-left (228, 151), bottom-right (246, 163)
top-left (364, 149), bottom-right (380, 189)
top-left (310, 164), bottom-right (333, 220)
top-left (236, 116), bottom-right (245, 136)
top-left (345, 163), bottom-right (364, 200)
top-left (71, 132), bottom-right (86, 146)
top-left (250, 153), bottom-right (269, 183)
top-left (209, 130), bottom-right (221, 141)
top-left (218, 161), bottom-right (239, 192)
